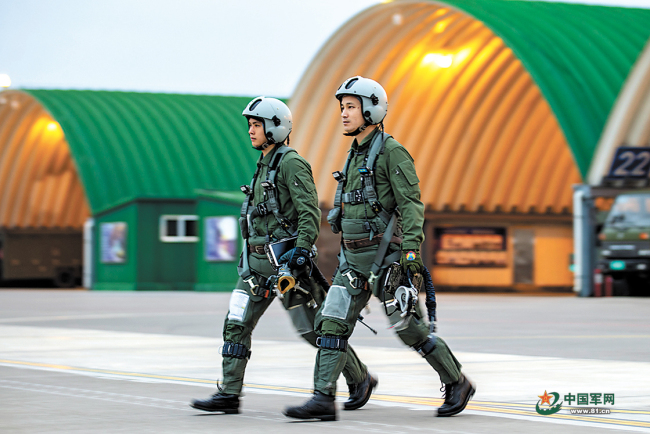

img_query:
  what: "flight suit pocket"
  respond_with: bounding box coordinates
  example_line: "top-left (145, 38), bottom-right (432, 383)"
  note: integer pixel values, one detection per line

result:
top-left (293, 172), bottom-right (317, 194)
top-left (321, 285), bottom-right (352, 320)
top-left (396, 161), bottom-right (420, 186)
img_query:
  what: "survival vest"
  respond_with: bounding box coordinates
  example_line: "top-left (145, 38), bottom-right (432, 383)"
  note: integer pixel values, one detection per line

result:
top-left (239, 145), bottom-right (298, 240)
top-left (238, 145), bottom-right (297, 285)
top-left (328, 130), bottom-right (402, 292)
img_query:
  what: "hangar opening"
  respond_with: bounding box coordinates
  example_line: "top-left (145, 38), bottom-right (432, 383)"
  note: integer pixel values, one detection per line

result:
top-left (0, 90), bottom-right (254, 290)
top-left (3, 0), bottom-right (650, 292)
top-left (290, 0), bottom-right (650, 290)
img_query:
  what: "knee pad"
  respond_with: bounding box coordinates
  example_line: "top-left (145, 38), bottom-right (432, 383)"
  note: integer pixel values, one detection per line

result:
top-left (316, 335), bottom-right (348, 352)
top-left (412, 334), bottom-right (437, 357)
top-left (221, 341), bottom-right (251, 359)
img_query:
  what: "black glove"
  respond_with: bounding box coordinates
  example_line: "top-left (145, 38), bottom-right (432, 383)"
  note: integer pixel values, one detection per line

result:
top-left (400, 249), bottom-right (424, 277)
top-left (279, 247), bottom-right (312, 269)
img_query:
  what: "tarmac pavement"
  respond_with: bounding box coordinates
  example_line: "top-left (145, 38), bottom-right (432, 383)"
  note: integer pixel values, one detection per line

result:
top-left (1, 289), bottom-right (649, 433)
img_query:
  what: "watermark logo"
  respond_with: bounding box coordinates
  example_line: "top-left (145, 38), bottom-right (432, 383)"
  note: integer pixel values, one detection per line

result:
top-left (535, 391), bottom-right (615, 416)
top-left (536, 391), bottom-right (562, 415)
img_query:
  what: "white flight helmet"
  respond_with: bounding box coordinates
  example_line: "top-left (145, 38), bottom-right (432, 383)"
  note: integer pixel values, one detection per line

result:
top-left (335, 76), bottom-right (388, 125)
top-left (242, 97), bottom-right (292, 147)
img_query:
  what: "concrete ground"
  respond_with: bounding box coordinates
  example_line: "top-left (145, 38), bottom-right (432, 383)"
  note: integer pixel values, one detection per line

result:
top-left (0, 289), bottom-right (649, 433)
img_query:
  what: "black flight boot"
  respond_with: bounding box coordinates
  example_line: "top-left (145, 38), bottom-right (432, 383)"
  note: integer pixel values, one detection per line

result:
top-left (283, 391), bottom-right (337, 421)
top-left (190, 393), bottom-right (239, 414)
top-left (344, 372), bottom-right (378, 410)
top-left (436, 374), bottom-right (476, 417)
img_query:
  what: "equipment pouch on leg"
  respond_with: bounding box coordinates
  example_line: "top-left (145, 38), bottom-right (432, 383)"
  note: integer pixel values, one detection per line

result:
top-left (321, 285), bottom-right (352, 321)
top-left (327, 207), bottom-right (342, 234)
top-left (227, 290), bottom-right (250, 323)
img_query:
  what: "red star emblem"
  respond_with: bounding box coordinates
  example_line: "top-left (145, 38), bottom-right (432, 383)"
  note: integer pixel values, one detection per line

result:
top-left (538, 391), bottom-right (552, 405)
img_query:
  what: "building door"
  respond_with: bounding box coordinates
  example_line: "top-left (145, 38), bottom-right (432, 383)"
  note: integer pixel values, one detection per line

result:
top-left (513, 229), bottom-right (534, 284)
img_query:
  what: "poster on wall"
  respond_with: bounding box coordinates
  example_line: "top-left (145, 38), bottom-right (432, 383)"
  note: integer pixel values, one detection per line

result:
top-left (100, 222), bottom-right (127, 263)
top-left (434, 227), bottom-right (507, 267)
top-left (205, 216), bottom-right (238, 262)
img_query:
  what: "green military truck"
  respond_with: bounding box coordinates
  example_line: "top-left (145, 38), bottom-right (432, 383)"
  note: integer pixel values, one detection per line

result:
top-left (598, 192), bottom-right (650, 295)
top-left (0, 228), bottom-right (82, 287)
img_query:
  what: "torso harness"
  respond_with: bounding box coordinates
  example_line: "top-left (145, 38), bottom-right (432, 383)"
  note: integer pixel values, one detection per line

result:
top-left (238, 145), bottom-right (297, 291)
top-left (329, 131), bottom-right (402, 294)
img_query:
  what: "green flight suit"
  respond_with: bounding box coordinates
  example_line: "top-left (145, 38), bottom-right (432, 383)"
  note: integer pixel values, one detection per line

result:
top-left (313, 129), bottom-right (462, 396)
top-left (220, 144), bottom-right (368, 395)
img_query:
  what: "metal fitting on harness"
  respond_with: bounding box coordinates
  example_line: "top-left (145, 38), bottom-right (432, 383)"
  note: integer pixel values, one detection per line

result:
top-left (221, 341), bottom-right (252, 359)
top-left (343, 270), bottom-right (359, 289)
top-left (243, 276), bottom-right (258, 292)
top-left (316, 335), bottom-right (348, 352)
top-left (240, 185), bottom-right (253, 195)
top-left (413, 335), bottom-right (437, 357)
top-left (370, 201), bottom-right (383, 213)
top-left (332, 171), bottom-right (346, 182)
top-left (261, 180), bottom-right (276, 190)
top-left (279, 218), bottom-right (293, 230)
top-left (256, 202), bottom-right (269, 216)
top-left (346, 189), bottom-right (365, 205)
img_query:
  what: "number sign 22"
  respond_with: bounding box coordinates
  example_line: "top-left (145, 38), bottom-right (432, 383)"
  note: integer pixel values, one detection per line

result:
top-left (607, 147), bottom-right (650, 179)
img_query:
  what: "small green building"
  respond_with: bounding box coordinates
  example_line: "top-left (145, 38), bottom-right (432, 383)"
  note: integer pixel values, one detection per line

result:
top-left (93, 191), bottom-right (244, 291)
top-left (0, 89), bottom-right (257, 290)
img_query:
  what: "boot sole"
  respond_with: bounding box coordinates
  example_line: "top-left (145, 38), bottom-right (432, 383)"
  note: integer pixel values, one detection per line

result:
top-left (190, 404), bottom-right (240, 414)
top-left (436, 384), bottom-right (476, 417)
top-left (343, 376), bottom-right (378, 411)
top-left (282, 411), bottom-right (338, 421)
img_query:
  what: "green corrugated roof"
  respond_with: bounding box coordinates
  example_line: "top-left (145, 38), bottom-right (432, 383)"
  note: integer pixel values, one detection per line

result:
top-left (196, 189), bottom-right (246, 207)
top-left (436, 0), bottom-right (650, 177)
top-left (24, 90), bottom-right (257, 214)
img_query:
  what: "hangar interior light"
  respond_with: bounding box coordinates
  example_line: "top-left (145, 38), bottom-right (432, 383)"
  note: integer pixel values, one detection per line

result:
top-left (0, 91), bottom-right (89, 228)
top-left (422, 53), bottom-right (453, 68)
top-left (291, 1), bottom-right (581, 215)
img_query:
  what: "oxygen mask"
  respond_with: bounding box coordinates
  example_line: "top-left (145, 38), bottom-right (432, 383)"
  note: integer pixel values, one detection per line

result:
top-left (277, 264), bottom-right (296, 294)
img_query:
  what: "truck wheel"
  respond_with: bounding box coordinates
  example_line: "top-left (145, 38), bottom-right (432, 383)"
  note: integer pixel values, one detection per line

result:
top-left (612, 277), bottom-right (630, 296)
top-left (54, 268), bottom-right (76, 288)
top-left (626, 275), bottom-right (650, 296)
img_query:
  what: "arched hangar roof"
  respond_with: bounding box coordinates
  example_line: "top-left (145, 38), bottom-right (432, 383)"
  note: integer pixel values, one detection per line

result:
top-left (0, 90), bottom-right (256, 228)
top-left (589, 39), bottom-right (650, 184)
top-left (291, 0), bottom-right (650, 214)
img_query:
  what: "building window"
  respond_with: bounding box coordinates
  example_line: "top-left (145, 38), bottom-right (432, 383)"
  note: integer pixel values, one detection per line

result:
top-left (160, 215), bottom-right (199, 242)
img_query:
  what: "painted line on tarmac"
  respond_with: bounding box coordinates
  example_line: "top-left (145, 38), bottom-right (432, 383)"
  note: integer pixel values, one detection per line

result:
top-left (1, 358), bottom-right (649, 430)
top-left (0, 311), bottom-right (218, 323)
top-left (0, 380), bottom-right (481, 434)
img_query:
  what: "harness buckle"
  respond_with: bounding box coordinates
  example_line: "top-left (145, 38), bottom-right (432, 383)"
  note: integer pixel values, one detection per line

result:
top-left (343, 270), bottom-right (357, 288)
top-left (243, 276), bottom-right (258, 292)
top-left (256, 202), bottom-right (269, 216)
top-left (354, 189), bottom-right (364, 204)
top-left (261, 180), bottom-right (275, 190)
top-left (240, 185), bottom-right (253, 195)
top-left (279, 218), bottom-right (292, 230)
top-left (332, 171), bottom-right (346, 182)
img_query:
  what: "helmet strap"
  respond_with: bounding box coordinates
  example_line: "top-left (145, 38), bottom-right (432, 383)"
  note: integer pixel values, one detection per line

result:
top-left (252, 142), bottom-right (271, 151)
top-left (343, 122), bottom-right (369, 137)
